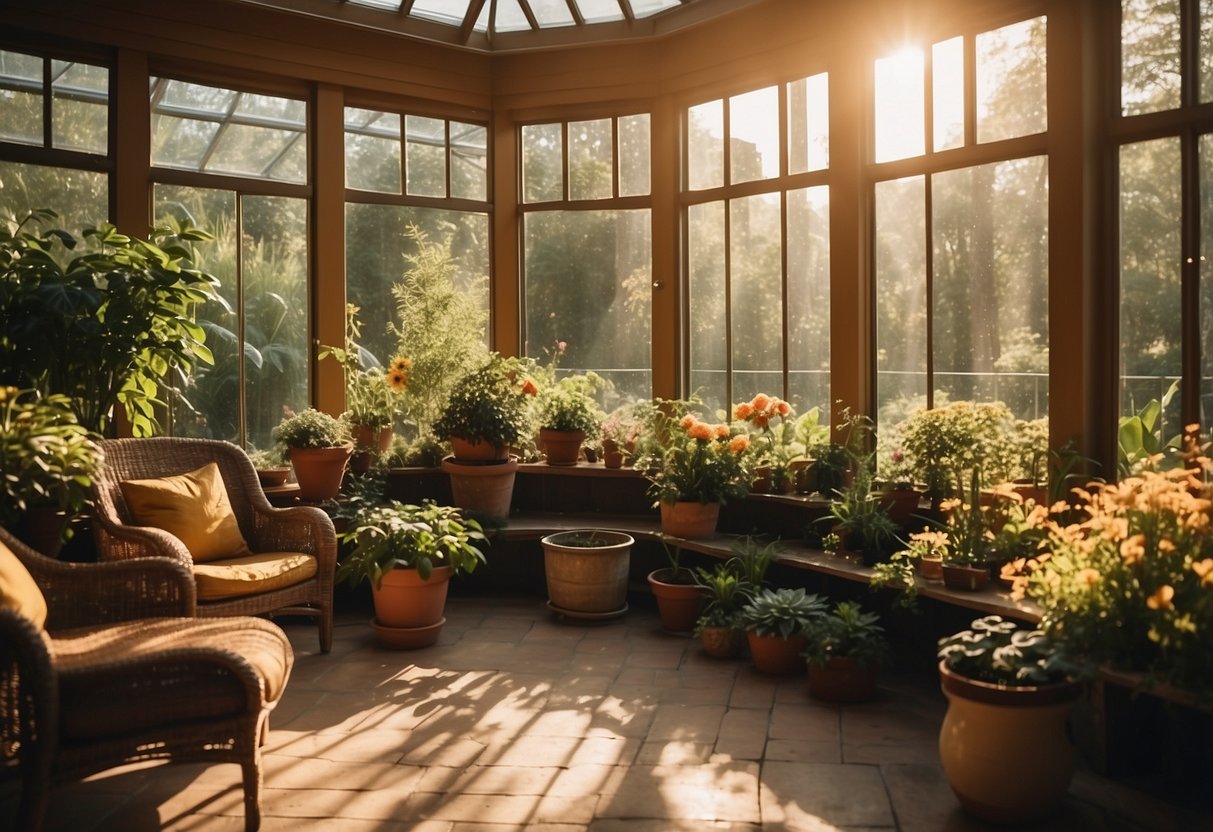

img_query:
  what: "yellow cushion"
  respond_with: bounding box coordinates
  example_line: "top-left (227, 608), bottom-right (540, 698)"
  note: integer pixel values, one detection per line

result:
top-left (0, 538), bottom-right (47, 630)
top-left (193, 551), bottom-right (317, 601)
top-left (120, 462), bottom-right (250, 563)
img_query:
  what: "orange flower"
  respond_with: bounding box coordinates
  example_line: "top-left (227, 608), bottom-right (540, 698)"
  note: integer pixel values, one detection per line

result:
top-left (774, 399), bottom-right (791, 417)
top-left (520, 378), bottom-right (538, 396)
top-left (679, 414), bottom-right (696, 429)
top-left (688, 421), bottom-right (714, 441)
top-left (733, 402), bottom-right (754, 421)
top-left (714, 423), bottom-right (730, 439)
top-left (1075, 568), bottom-right (1101, 588)
top-left (1193, 558), bottom-right (1213, 586)
top-left (391, 356), bottom-right (413, 373)
top-left (728, 435), bottom-right (750, 454)
top-left (751, 393), bottom-right (771, 412)
top-left (1120, 534), bottom-right (1146, 565)
top-left (753, 413), bottom-right (769, 428)
top-left (386, 368), bottom-right (408, 392)
top-left (1146, 584), bottom-right (1175, 611)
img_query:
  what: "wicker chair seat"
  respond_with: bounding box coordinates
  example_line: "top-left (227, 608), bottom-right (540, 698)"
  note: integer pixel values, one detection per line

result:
top-left (51, 616), bottom-right (292, 741)
top-left (193, 551), bottom-right (318, 601)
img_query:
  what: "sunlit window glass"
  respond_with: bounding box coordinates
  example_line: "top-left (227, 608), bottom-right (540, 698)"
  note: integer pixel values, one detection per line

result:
top-left (618, 114), bottom-right (650, 197)
top-left (875, 48), bottom-right (925, 162)
top-left (0, 50), bottom-right (44, 146)
top-left (933, 37), bottom-right (964, 152)
top-left (51, 60), bottom-right (108, 154)
top-left (787, 186), bottom-right (830, 416)
top-left (688, 200), bottom-right (727, 412)
top-left (687, 99), bottom-right (723, 191)
top-left (976, 16), bottom-right (1047, 144)
top-left (522, 123), bottom-right (563, 203)
top-left (0, 161), bottom-right (107, 232)
top-left (730, 86), bottom-right (779, 183)
top-left (345, 107), bottom-right (401, 194)
top-left (568, 118), bottom-right (613, 201)
top-left (875, 176), bottom-right (928, 419)
top-left (1121, 0), bottom-right (1181, 116)
top-left (450, 121), bottom-right (488, 201)
top-left (406, 115), bottom-right (447, 198)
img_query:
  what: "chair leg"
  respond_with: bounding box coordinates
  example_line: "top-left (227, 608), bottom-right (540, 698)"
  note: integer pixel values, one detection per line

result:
top-left (242, 758), bottom-right (262, 832)
top-left (18, 759), bottom-right (51, 832)
top-left (319, 606), bottom-right (333, 654)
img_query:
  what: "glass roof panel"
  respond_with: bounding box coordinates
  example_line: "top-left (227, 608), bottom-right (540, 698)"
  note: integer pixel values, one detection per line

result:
top-left (473, 2), bottom-right (490, 32)
top-left (495, 0), bottom-right (533, 32)
top-left (630, 0), bottom-right (681, 16)
top-left (349, 0), bottom-right (400, 10)
top-left (411, 0), bottom-right (471, 26)
top-left (529, 0), bottom-right (576, 27)
top-left (574, 0), bottom-right (625, 23)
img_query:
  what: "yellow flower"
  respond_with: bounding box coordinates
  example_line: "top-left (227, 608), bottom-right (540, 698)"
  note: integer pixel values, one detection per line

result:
top-left (1075, 568), bottom-right (1101, 588)
top-left (1193, 559), bottom-right (1213, 586)
top-left (1146, 585), bottom-right (1175, 611)
top-left (391, 356), bottom-right (412, 373)
top-left (386, 368), bottom-right (408, 392)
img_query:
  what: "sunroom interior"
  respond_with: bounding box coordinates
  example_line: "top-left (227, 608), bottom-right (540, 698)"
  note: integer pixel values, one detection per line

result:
top-left (3, 0), bottom-right (1213, 829)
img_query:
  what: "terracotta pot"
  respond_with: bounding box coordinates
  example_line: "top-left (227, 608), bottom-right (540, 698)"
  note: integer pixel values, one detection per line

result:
top-left (542, 530), bottom-right (633, 614)
top-left (751, 465), bottom-right (772, 494)
top-left (659, 500), bottom-right (720, 538)
top-left (878, 487), bottom-right (922, 526)
top-left (941, 562), bottom-right (990, 591)
top-left (647, 568), bottom-right (704, 632)
top-left (700, 626), bottom-right (742, 659)
top-left (746, 630), bottom-right (807, 675)
top-left (442, 456), bottom-right (517, 522)
top-left (601, 439), bottom-right (625, 469)
top-left (939, 662), bottom-right (1082, 824)
top-left (350, 424), bottom-right (393, 473)
top-left (370, 565), bottom-right (452, 648)
top-left (539, 428), bottom-right (586, 466)
top-left (789, 458), bottom-right (816, 494)
top-left (256, 467), bottom-right (292, 488)
top-left (450, 436), bottom-right (509, 462)
top-left (917, 555), bottom-right (944, 581)
top-left (289, 443), bottom-right (353, 501)
top-left (808, 656), bottom-right (880, 702)
top-left (370, 616), bottom-right (447, 649)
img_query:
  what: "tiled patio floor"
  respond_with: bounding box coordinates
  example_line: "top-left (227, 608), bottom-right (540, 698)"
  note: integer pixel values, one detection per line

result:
top-left (3, 597), bottom-right (1208, 831)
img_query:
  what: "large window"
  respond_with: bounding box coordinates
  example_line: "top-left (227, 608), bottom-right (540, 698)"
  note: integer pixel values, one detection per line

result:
top-left (873, 17), bottom-right (1048, 426)
top-left (684, 75), bottom-right (830, 418)
top-left (152, 77), bottom-right (311, 451)
top-left (520, 114), bottom-right (653, 401)
top-left (1115, 0), bottom-right (1213, 447)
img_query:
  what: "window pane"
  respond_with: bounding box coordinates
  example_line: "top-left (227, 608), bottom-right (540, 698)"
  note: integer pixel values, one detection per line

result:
top-left (568, 118), bottom-right (613, 201)
top-left (875, 48), bottom-right (925, 162)
top-left (618, 113), bottom-right (650, 197)
top-left (450, 121), bottom-right (488, 201)
top-left (1120, 138), bottom-right (1182, 436)
top-left (51, 60), bottom-right (108, 154)
top-left (1121, 0), bottom-right (1181, 116)
top-left (522, 123), bottom-right (563, 203)
top-left (688, 201), bottom-right (726, 411)
top-left (976, 16), bottom-right (1047, 144)
top-left (730, 193), bottom-right (783, 403)
top-left (785, 72), bottom-right (828, 174)
top-left (1201, 134), bottom-right (1213, 424)
top-left (875, 176), bottom-right (927, 420)
top-left (345, 108), bottom-right (401, 194)
top-left (0, 50), bottom-right (44, 146)
top-left (933, 157), bottom-right (1049, 419)
top-left (787, 186), bottom-right (830, 416)
top-left (406, 115), bottom-right (447, 197)
top-left (0, 161), bottom-right (107, 232)
top-left (730, 86), bottom-right (779, 183)
top-left (933, 37), bottom-right (964, 151)
top-left (523, 210), bottom-right (652, 400)
top-left (1203, 0), bottom-right (1213, 103)
top-left (687, 99), bottom-right (723, 191)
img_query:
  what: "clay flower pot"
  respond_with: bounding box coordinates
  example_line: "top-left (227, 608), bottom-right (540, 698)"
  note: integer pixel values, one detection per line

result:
top-left (647, 568), bottom-right (704, 632)
top-left (542, 530), bottom-right (633, 616)
top-left (370, 565), bottom-right (453, 649)
top-left (539, 428), bottom-right (586, 466)
top-left (746, 630), bottom-right (808, 675)
top-left (289, 443), bottom-right (353, 501)
top-left (659, 501), bottom-right (720, 539)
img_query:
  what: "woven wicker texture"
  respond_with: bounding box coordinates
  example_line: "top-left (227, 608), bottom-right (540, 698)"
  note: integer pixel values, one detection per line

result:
top-left (0, 527), bottom-right (294, 832)
top-left (91, 437), bottom-right (335, 652)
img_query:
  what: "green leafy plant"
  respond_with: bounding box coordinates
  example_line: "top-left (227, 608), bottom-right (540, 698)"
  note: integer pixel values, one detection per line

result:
top-left (273, 407), bottom-right (351, 449)
top-left (1117, 379), bottom-right (1181, 476)
top-left (693, 563), bottom-right (752, 632)
top-left (536, 373), bottom-right (604, 435)
top-left (0, 386), bottom-right (103, 534)
top-left (320, 304), bottom-right (408, 430)
top-left (336, 500), bottom-right (487, 586)
top-left (938, 615), bottom-right (1067, 686)
top-left (433, 353), bottom-right (536, 450)
top-left (894, 401), bottom-right (1018, 500)
top-left (0, 209), bottom-right (220, 436)
top-left (634, 400), bottom-right (753, 506)
top-left (802, 600), bottom-right (889, 669)
top-left (738, 587), bottom-right (828, 639)
top-left (247, 447), bottom-right (287, 469)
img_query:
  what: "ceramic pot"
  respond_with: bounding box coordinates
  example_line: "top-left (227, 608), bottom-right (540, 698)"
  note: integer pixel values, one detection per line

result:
top-left (647, 568), bottom-right (704, 632)
top-left (256, 467), bottom-right (292, 488)
top-left (289, 443), bottom-right (353, 501)
top-left (450, 436), bottom-right (509, 462)
top-left (808, 656), bottom-right (880, 702)
top-left (539, 428), bottom-right (586, 466)
top-left (700, 625), bottom-right (742, 659)
top-left (442, 456), bottom-right (517, 522)
top-left (939, 662), bottom-right (1082, 824)
top-left (747, 630), bottom-right (808, 675)
top-left (369, 565), bottom-right (452, 648)
top-left (350, 424), bottom-right (393, 473)
top-left (601, 438), bottom-right (625, 469)
top-left (941, 562), bottom-right (990, 591)
top-left (659, 500), bottom-right (720, 538)
top-left (542, 530), bottom-right (633, 614)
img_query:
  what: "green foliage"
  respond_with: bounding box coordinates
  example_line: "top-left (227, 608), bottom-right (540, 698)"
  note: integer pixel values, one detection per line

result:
top-left (938, 615), bottom-right (1066, 687)
top-left (273, 408), bottom-right (350, 449)
top-left (0, 209), bottom-right (219, 436)
top-left (802, 601), bottom-right (889, 669)
top-left (320, 304), bottom-right (406, 430)
top-left (433, 353), bottom-right (536, 449)
top-left (1117, 379), bottom-right (1181, 476)
top-left (337, 500), bottom-right (487, 586)
top-left (827, 465), bottom-right (900, 562)
top-left (692, 536), bottom-right (778, 633)
top-left (536, 373), bottom-right (604, 435)
top-left (894, 401), bottom-right (1019, 499)
top-left (0, 387), bottom-right (103, 533)
top-left (391, 225), bottom-right (489, 438)
top-left (739, 587), bottom-right (828, 639)
top-left (247, 446), bottom-right (287, 468)
top-left (634, 401), bottom-right (753, 505)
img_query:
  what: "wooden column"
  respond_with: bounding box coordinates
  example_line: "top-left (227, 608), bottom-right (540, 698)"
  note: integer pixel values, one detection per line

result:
top-left (313, 82), bottom-right (345, 415)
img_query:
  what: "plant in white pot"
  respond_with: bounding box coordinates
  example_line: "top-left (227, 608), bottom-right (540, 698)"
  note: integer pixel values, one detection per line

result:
top-left (273, 407), bottom-right (353, 502)
top-left (337, 500), bottom-right (487, 648)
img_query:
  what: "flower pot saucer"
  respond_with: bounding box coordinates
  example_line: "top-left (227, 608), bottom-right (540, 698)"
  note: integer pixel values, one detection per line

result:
top-left (370, 616), bottom-right (445, 649)
top-left (545, 600), bottom-right (628, 622)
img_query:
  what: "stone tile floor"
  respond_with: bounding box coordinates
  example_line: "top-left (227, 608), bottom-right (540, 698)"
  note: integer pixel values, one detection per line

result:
top-left (3, 597), bottom-right (1209, 831)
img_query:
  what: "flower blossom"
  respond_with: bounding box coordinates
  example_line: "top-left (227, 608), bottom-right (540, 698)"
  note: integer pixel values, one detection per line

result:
top-left (1146, 584), bottom-right (1175, 611)
top-left (728, 435), bottom-right (750, 454)
top-left (714, 423), bottom-right (730, 439)
top-left (733, 402), bottom-right (753, 420)
top-left (688, 421), bottom-right (714, 441)
top-left (750, 393), bottom-right (771, 412)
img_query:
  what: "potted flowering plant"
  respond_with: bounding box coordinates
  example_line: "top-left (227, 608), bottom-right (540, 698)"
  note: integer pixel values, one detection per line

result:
top-left (633, 400), bottom-right (753, 538)
top-left (894, 401), bottom-right (1017, 503)
top-left (733, 393), bottom-right (796, 492)
top-left (600, 402), bottom-right (645, 468)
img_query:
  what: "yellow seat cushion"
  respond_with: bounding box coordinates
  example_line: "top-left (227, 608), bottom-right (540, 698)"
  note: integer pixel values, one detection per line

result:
top-left (120, 462), bottom-right (250, 563)
top-left (193, 551), bottom-right (318, 601)
top-left (0, 538), bottom-right (47, 630)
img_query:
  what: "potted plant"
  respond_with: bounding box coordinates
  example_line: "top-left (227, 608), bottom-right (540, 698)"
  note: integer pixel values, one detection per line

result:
top-left (937, 615), bottom-right (1081, 824)
top-left (633, 400), bottom-right (753, 538)
top-left (247, 446), bottom-right (291, 488)
top-left (894, 401), bottom-right (1016, 505)
top-left (0, 210), bottom-right (219, 437)
top-left (938, 469), bottom-right (997, 591)
top-left (802, 600), bottom-right (888, 702)
top-left (273, 407), bottom-right (353, 501)
top-left (541, 528), bottom-right (634, 618)
top-left (337, 500), bottom-right (487, 648)
top-left (825, 468), bottom-right (900, 566)
top-left (600, 402), bottom-right (644, 469)
top-left (690, 538), bottom-right (775, 659)
top-left (433, 354), bottom-right (536, 522)
top-left (733, 393), bottom-right (796, 493)
top-left (738, 587), bottom-right (828, 675)
top-left (647, 540), bottom-right (705, 633)
top-left (0, 387), bottom-right (103, 555)
top-left (535, 373), bottom-right (604, 465)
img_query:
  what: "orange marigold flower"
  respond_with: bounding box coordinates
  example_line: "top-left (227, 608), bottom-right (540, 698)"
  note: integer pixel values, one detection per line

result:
top-left (386, 369), bottom-right (408, 392)
top-left (520, 378), bottom-right (539, 396)
top-left (688, 421), bottom-right (714, 441)
top-left (714, 423), bottom-right (730, 439)
top-left (733, 402), bottom-right (754, 421)
top-left (391, 356), bottom-right (413, 373)
top-left (774, 400), bottom-right (791, 417)
top-left (753, 413), bottom-right (769, 429)
top-left (1120, 534), bottom-right (1146, 564)
top-left (679, 414), bottom-right (696, 429)
top-left (728, 435), bottom-right (750, 454)
top-left (751, 393), bottom-right (772, 412)
top-left (1076, 568), bottom-right (1101, 588)
top-left (1146, 584), bottom-right (1175, 611)
top-left (1193, 558), bottom-right (1213, 586)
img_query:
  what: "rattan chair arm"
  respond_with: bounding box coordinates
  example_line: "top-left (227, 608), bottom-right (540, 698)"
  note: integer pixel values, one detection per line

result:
top-left (0, 607), bottom-right (57, 784)
top-left (37, 556), bottom-right (197, 629)
top-left (91, 511), bottom-right (193, 565)
top-left (252, 504), bottom-right (338, 566)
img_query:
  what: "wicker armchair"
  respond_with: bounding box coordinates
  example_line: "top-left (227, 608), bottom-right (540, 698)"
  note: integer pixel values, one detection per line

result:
top-left (91, 437), bottom-right (335, 653)
top-left (0, 527), bottom-right (293, 832)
